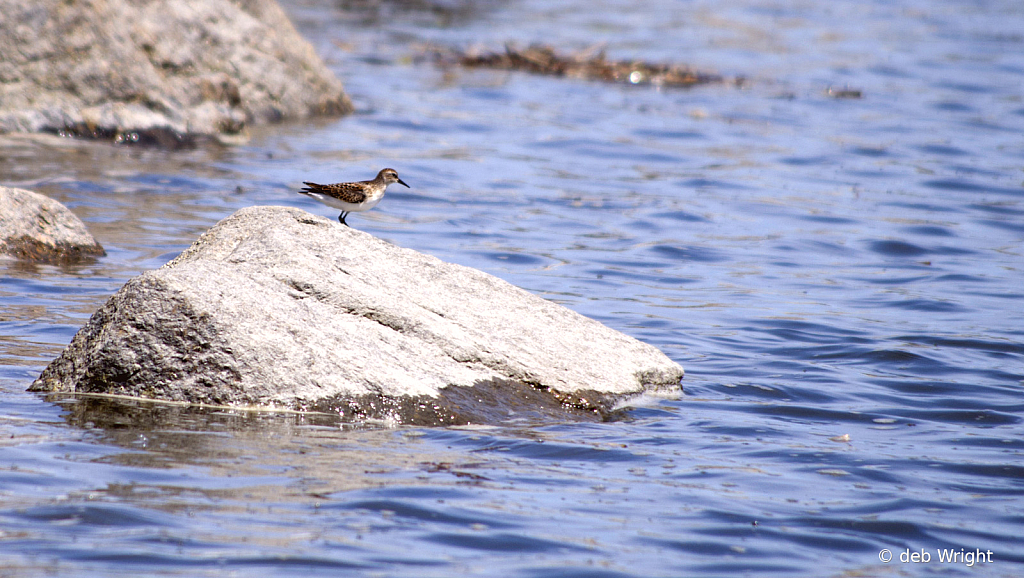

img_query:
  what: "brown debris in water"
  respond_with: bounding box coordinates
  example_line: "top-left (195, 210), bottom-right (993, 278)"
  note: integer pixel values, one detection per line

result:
top-left (436, 43), bottom-right (733, 88)
top-left (826, 87), bottom-right (863, 99)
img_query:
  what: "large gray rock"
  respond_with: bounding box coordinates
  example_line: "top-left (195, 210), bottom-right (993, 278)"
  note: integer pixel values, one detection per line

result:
top-left (0, 0), bottom-right (351, 141)
top-left (30, 206), bottom-right (683, 424)
top-left (1, 186), bottom-right (105, 262)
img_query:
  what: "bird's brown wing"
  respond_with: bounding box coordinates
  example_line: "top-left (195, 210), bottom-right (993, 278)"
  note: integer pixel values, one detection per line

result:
top-left (300, 182), bottom-right (368, 204)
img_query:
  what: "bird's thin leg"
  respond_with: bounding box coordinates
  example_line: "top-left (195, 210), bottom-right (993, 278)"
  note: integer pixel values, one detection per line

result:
top-left (338, 211), bottom-right (349, 226)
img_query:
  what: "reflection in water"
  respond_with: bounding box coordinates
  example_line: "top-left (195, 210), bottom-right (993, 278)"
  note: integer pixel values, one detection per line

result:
top-left (49, 393), bottom-right (491, 500)
top-left (334, 0), bottom-right (501, 27)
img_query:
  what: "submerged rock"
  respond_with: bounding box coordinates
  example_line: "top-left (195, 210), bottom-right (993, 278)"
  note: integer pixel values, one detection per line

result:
top-left (30, 206), bottom-right (683, 424)
top-left (0, 0), bottom-right (351, 143)
top-left (436, 43), bottom-right (730, 88)
top-left (0, 186), bottom-right (105, 263)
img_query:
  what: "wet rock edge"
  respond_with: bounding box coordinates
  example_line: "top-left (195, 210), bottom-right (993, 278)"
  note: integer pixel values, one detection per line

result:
top-left (2, 235), bottom-right (106, 264)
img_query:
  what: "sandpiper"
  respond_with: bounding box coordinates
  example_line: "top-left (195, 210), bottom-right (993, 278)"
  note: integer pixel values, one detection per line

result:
top-left (298, 168), bottom-right (409, 226)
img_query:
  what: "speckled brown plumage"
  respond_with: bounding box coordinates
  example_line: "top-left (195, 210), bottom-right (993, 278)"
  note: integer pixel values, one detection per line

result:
top-left (298, 168), bottom-right (409, 226)
top-left (300, 181), bottom-right (370, 205)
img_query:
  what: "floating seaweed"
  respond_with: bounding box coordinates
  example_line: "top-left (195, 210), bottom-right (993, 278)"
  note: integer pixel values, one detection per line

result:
top-left (434, 43), bottom-right (734, 88)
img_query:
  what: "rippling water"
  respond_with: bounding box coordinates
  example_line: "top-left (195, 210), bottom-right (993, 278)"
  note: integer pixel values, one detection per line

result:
top-left (2, 0), bottom-right (1023, 576)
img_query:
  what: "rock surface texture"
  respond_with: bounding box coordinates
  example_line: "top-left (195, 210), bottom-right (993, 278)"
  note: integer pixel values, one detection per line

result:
top-left (0, 0), bottom-right (351, 140)
top-left (31, 206), bottom-right (684, 424)
top-left (0, 186), bottom-right (105, 262)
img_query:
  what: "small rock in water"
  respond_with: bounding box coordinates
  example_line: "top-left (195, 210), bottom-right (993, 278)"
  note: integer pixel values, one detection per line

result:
top-left (0, 186), bottom-right (105, 263)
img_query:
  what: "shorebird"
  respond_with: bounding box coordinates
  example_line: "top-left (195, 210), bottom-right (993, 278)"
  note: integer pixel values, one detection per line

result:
top-left (298, 168), bottom-right (409, 226)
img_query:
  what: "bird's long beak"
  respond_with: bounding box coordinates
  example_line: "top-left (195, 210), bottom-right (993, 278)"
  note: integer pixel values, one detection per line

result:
top-left (397, 178), bottom-right (410, 188)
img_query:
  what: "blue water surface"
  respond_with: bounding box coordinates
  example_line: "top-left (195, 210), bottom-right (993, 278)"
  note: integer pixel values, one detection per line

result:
top-left (1, 0), bottom-right (1022, 576)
